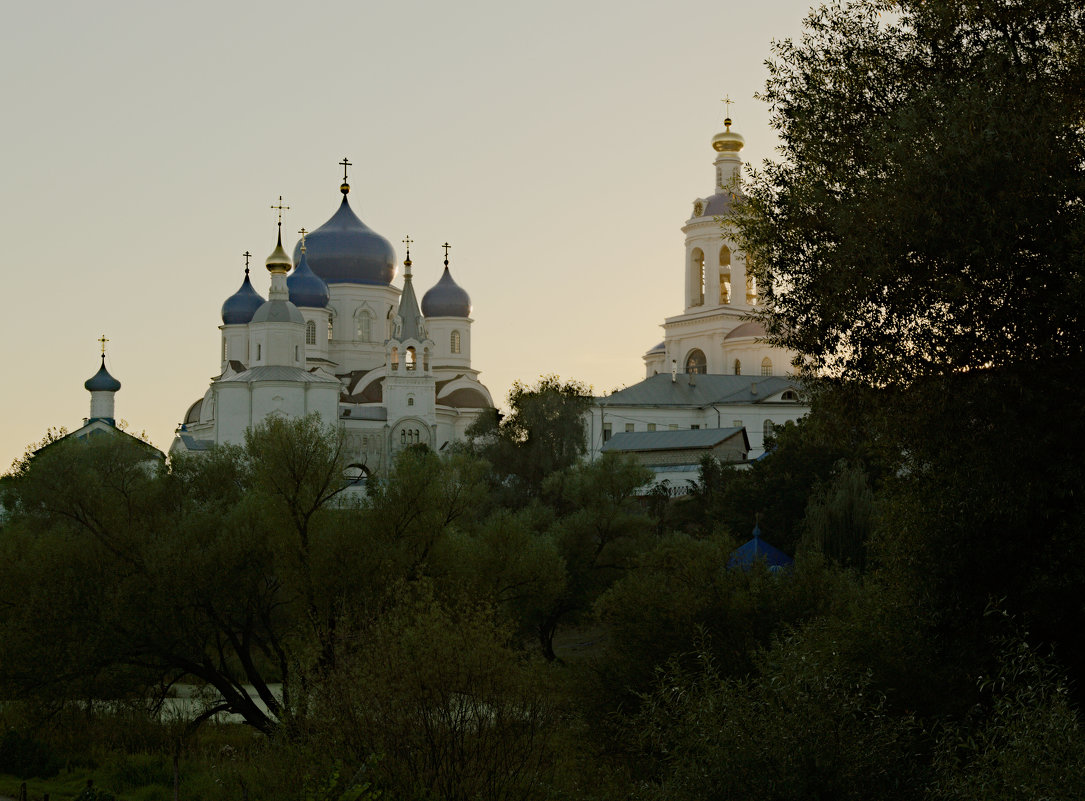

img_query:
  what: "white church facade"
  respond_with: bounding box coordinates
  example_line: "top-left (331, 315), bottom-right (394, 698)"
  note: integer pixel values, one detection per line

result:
top-left (171, 171), bottom-right (493, 476)
top-left (589, 115), bottom-right (809, 473)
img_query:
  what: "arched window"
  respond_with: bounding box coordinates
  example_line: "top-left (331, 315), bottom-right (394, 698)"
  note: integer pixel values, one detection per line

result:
top-left (761, 357), bottom-right (772, 376)
top-left (781, 390), bottom-right (798, 401)
top-left (407, 395), bottom-right (415, 407)
top-left (390, 346), bottom-right (399, 370)
top-left (327, 317), bottom-right (334, 342)
top-left (685, 349), bottom-right (707, 375)
top-left (356, 310), bottom-right (372, 342)
top-left (734, 358), bottom-right (741, 375)
top-left (690, 248), bottom-right (705, 306)
top-left (305, 320), bottom-right (316, 345)
top-left (451, 330), bottom-right (461, 354)
top-left (405, 346), bottom-right (416, 371)
top-left (764, 419), bottom-right (775, 441)
top-left (222, 339), bottom-right (228, 361)
top-left (719, 246), bottom-right (731, 304)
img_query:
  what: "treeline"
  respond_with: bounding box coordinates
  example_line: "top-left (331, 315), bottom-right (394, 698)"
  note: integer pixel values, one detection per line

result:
top-left (1, 373), bottom-right (1084, 799)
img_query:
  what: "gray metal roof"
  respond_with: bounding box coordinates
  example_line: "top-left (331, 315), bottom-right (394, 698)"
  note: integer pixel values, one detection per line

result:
top-left (602, 427), bottom-right (746, 453)
top-left (218, 366), bottom-right (339, 384)
top-left (395, 269), bottom-right (427, 343)
top-left (599, 373), bottom-right (801, 408)
top-left (251, 298), bottom-right (305, 324)
top-left (177, 433), bottom-right (213, 451)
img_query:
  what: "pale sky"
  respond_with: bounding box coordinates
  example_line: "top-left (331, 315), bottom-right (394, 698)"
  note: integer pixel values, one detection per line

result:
top-left (1, 0), bottom-right (816, 468)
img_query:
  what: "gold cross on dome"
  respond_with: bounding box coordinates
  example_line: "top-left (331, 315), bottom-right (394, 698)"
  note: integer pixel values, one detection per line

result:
top-left (722, 95), bottom-right (733, 117)
top-left (340, 157), bottom-right (352, 183)
top-left (270, 196), bottom-right (290, 225)
top-left (98, 334), bottom-right (109, 355)
top-left (402, 234), bottom-right (413, 258)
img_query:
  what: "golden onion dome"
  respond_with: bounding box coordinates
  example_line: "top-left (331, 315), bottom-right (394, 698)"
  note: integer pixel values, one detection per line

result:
top-left (712, 117), bottom-right (745, 153)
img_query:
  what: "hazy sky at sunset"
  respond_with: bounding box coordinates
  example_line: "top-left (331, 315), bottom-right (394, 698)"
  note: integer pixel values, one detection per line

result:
top-left (1, 0), bottom-right (817, 466)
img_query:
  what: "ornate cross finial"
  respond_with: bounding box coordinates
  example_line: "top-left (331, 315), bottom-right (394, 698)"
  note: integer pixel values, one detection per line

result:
top-left (442, 241), bottom-right (451, 266)
top-left (402, 235), bottom-right (413, 261)
top-left (298, 227), bottom-right (308, 252)
top-left (270, 196), bottom-right (290, 226)
top-left (722, 95), bottom-right (733, 116)
top-left (340, 157), bottom-right (352, 183)
top-left (98, 334), bottom-right (109, 356)
top-left (243, 251), bottom-right (252, 275)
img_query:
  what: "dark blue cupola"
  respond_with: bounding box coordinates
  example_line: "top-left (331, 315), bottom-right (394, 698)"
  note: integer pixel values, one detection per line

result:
top-left (292, 165), bottom-right (396, 286)
top-left (221, 264), bottom-right (266, 325)
top-left (422, 250), bottom-right (472, 318)
top-left (287, 247), bottom-right (330, 308)
top-left (84, 355), bottom-right (122, 392)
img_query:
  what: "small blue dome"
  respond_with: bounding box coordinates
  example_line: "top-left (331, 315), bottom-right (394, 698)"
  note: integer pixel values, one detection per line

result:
top-left (287, 251), bottom-right (330, 308)
top-left (292, 194), bottom-right (396, 286)
top-left (84, 358), bottom-right (121, 392)
top-left (422, 266), bottom-right (472, 318)
top-left (221, 272), bottom-right (266, 325)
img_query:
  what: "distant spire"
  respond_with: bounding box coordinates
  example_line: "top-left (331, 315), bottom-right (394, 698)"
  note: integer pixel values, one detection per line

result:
top-left (340, 156), bottom-right (352, 195)
top-left (266, 197), bottom-right (292, 274)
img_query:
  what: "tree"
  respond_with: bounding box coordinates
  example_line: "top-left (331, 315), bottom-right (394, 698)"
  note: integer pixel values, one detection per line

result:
top-left (0, 416), bottom-right (352, 734)
top-left (739, 0), bottom-right (1085, 385)
top-left (735, 0), bottom-right (1085, 690)
top-left (468, 375), bottom-right (593, 498)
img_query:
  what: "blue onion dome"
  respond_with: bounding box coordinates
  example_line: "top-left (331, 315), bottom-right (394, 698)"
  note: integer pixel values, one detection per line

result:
top-left (84, 356), bottom-right (121, 392)
top-left (221, 270), bottom-right (266, 324)
top-left (287, 250), bottom-right (330, 308)
top-left (422, 266), bottom-right (472, 318)
top-left (292, 186), bottom-right (396, 285)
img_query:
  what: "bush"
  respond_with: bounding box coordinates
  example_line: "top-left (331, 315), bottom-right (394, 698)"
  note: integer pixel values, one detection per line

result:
top-left (0, 728), bottom-right (61, 779)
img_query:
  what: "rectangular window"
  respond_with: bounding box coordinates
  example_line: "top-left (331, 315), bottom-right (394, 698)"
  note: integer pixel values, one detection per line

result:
top-left (257, 343), bottom-right (262, 361)
top-left (691, 424), bottom-right (700, 430)
top-left (733, 419), bottom-right (742, 428)
top-left (603, 422), bottom-right (612, 442)
top-left (647, 423), bottom-right (656, 432)
top-left (625, 423), bottom-right (634, 433)
top-left (669, 424), bottom-right (678, 431)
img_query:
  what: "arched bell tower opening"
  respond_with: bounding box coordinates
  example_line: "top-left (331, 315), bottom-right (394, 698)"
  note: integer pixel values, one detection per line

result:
top-left (719, 246), bottom-right (732, 304)
top-left (689, 248), bottom-right (705, 307)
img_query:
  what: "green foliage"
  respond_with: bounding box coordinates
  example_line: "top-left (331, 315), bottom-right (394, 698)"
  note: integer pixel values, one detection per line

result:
top-left (592, 537), bottom-right (860, 712)
top-left (468, 375), bottom-right (593, 498)
top-left (799, 461), bottom-right (874, 571)
top-left (0, 729), bottom-right (61, 779)
top-left (635, 622), bottom-right (925, 801)
top-left (303, 762), bottom-right (382, 801)
top-left (931, 630), bottom-right (1085, 800)
top-left (739, 0), bottom-right (1085, 384)
top-left (311, 582), bottom-right (558, 801)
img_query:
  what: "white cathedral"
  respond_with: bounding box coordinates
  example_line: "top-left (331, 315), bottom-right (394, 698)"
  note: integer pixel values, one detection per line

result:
top-left (589, 115), bottom-right (808, 472)
top-left (170, 172), bottom-right (493, 476)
